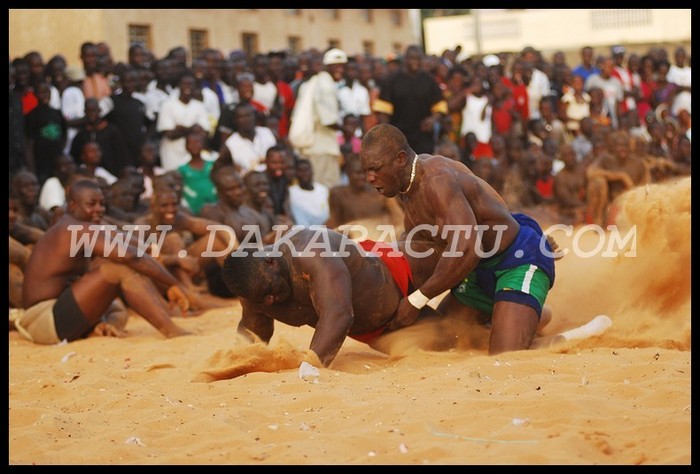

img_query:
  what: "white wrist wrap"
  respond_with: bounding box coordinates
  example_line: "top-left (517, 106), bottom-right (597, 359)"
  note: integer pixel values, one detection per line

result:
top-left (407, 289), bottom-right (430, 309)
top-left (426, 295), bottom-right (443, 311)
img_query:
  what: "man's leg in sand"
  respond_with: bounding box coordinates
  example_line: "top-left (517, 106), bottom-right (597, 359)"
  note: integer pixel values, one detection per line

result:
top-left (489, 301), bottom-right (540, 354)
top-left (89, 297), bottom-right (130, 338)
top-left (77, 260), bottom-right (189, 338)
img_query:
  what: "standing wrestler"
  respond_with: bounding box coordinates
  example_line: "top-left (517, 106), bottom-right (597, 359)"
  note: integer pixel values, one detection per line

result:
top-left (360, 124), bottom-right (556, 355)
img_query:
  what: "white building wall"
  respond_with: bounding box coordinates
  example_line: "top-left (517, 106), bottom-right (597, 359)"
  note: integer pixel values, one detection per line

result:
top-left (424, 9), bottom-right (691, 58)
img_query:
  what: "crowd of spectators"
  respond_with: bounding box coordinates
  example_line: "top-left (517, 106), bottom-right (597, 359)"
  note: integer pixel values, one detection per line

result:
top-left (9, 39), bottom-right (691, 314)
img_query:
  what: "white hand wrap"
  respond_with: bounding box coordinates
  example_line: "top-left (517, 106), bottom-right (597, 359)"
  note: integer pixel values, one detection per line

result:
top-left (426, 295), bottom-right (443, 311)
top-left (407, 289), bottom-right (430, 309)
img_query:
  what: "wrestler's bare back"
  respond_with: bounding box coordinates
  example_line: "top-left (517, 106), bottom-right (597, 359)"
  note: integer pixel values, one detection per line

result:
top-left (239, 230), bottom-right (407, 336)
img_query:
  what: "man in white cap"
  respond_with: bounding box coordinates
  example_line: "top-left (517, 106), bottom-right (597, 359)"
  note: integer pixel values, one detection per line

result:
top-left (288, 48), bottom-right (347, 188)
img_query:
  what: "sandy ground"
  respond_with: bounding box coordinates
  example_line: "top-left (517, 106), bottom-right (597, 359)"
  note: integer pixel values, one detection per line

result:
top-left (8, 177), bottom-right (691, 465)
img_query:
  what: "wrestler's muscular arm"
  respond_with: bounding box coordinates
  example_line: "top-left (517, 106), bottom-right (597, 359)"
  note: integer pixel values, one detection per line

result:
top-left (389, 174), bottom-right (481, 330)
top-left (296, 256), bottom-right (355, 367)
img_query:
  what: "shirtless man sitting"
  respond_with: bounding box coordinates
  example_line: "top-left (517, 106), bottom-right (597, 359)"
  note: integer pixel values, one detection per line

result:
top-left (16, 180), bottom-right (199, 344)
top-left (586, 130), bottom-right (649, 226)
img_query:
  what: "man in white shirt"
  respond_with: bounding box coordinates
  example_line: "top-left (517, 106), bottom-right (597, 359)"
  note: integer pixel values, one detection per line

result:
top-left (219, 103), bottom-right (277, 175)
top-left (290, 48), bottom-right (347, 188)
top-left (156, 73), bottom-right (210, 171)
top-left (288, 158), bottom-right (330, 226)
top-left (521, 46), bottom-right (551, 121)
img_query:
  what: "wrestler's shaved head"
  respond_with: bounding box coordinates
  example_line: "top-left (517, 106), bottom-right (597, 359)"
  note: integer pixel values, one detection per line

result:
top-left (222, 253), bottom-right (273, 301)
top-left (361, 124), bottom-right (410, 156)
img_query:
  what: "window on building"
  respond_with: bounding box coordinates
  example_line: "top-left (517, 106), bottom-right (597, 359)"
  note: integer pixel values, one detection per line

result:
top-left (189, 29), bottom-right (208, 60)
top-left (128, 24), bottom-right (151, 50)
top-left (328, 39), bottom-right (341, 50)
top-left (327, 9), bottom-right (340, 20)
top-left (360, 9), bottom-right (374, 23)
top-left (392, 43), bottom-right (403, 55)
top-left (390, 10), bottom-right (402, 26)
top-left (286, 9), bottom-right (301, 16)
top-left (242, 33), bottom-right (259, 57)
top-left (288, 36), bottom-right (302, 54)
top-left (362, 41), bottom-right (374, 56)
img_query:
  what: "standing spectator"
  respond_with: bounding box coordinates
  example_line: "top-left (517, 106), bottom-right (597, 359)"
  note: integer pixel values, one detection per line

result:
top-left (144, 58), bottom-right (176, 133)
top-left (157, 72), bottom-right (210, 171)
top-left (521, 46), bottom-right (551, 122)
top-left (460, 76), bottom-right (493, 159)
top-left (11, 57), bottom-right (38, 115)
top-left (572, 46), bottom-right (600, 83)
top-left (80, 42), bottom-right (112, 100)
top-left (668, 46), bottom-right (691, 120)
top-left (501, 59), bottom-right (530, 135)
top-left (610, 46), bottom-right (639, 116)
top-left (357, 60), bottom-right (381, 132)
top-left (24, 82), bottom-right (67, 185)
top-left (70, 98), bottom-right (128, 178)
top-left (289, 48), bottom-right (347, 188)
top-left (585, 58), bottom-right (623, 130)
top-left (24, 51), bottom-right (61, 110)
top-left (51, 64), bottom-right (86, 156)
top-left (9, 61), bottom-right (26, 179)
top-left (373, 44), bottom-right (447, 154)
top-left (559, 74), bottom-right (591, 135)
top-left (337, 59), bottom-right (372, 129)
top-left (652, 60), bottom-right (678, 109)
top-left (268, 50), bottom-right (296, 139)
top-left (490, 78), bottom-right (520, 138)
top-left (251, 53), bottom-right (278, 112)
top-left (288, 159), bottom-right (330, 227)
top-left (443, 66), bottom-right (469, 145)
top-left (102, 67), bottom-right (148, 169)
top-left (667, 46), bottom-right (691, 89)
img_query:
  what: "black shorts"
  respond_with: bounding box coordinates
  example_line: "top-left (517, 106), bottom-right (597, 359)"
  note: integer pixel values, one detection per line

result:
top-left (53, 286), bottom-right (94, 341)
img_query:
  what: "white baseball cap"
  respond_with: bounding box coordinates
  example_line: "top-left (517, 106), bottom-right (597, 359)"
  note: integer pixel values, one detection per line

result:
top-left (323, 48), bottom-right (348, 65)
top-left (482, 54), bottom-right (500, 68)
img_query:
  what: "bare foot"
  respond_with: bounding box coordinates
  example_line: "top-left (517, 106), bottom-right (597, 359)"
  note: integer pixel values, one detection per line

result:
top-left (90, 322), bottom-right (128, 338)
top-left (161, 324), bottom-right (193, 338)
